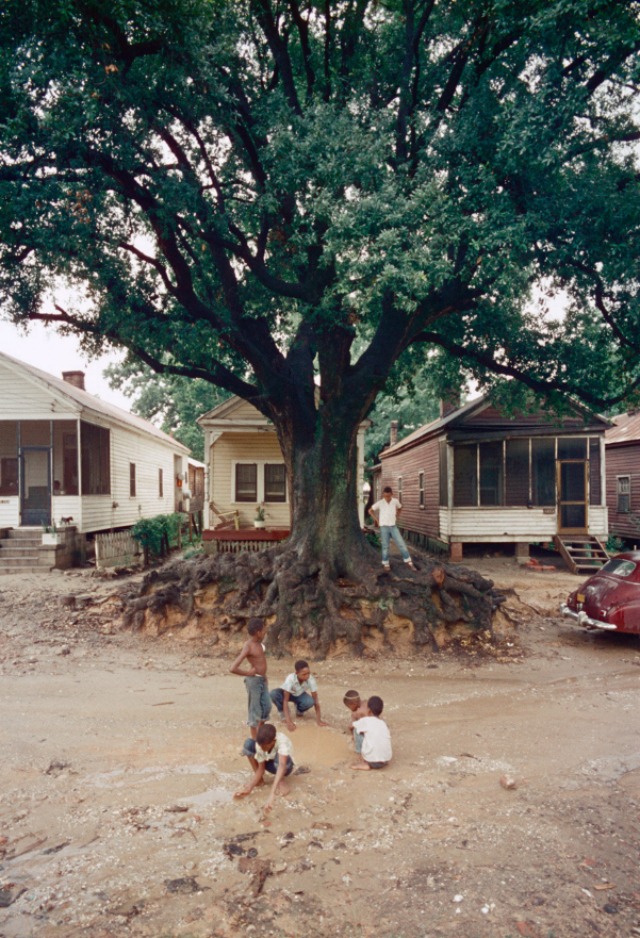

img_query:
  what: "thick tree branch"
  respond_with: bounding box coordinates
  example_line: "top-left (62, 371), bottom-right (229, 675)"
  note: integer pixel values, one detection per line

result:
top-left (413, 329), bottom-right (640, 410)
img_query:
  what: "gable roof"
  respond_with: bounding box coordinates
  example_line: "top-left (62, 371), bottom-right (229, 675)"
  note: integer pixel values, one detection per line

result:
top-left (606, 411), bottom-right (640, 446)
top-left (0, 350), bottom-right (190, 454)
top-left (381, 392), bottom-right (610, 458)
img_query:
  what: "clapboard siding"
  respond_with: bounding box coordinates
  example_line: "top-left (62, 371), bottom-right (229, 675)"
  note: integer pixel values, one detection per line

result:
top-left (606, 445), bottom-right (640, 543)
top-left (0, 369), bottom-right (78, 419)
top-left (379, 437), bottom-right (440, 539)
top-left (210, 433), bottom-right (290, 528)
top-left (0, 353), bottom-right (190, 537)
top-left (439, 505), bottom-right (608, 541)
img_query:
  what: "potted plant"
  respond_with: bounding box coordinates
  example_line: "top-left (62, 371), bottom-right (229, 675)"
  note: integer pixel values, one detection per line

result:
top-left (253, 504), bottom-right (266, 529)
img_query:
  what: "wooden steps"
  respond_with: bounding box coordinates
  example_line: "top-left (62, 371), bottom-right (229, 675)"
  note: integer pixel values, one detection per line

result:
top-left (554, 535), bottom-right (609, 575)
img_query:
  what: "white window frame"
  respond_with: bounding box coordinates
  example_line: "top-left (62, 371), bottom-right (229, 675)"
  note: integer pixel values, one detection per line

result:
top-left (397, 476), bottom-right (403, 502)
top-left (617, 475), bottom-right (630, 513)
top-left (232, 460), bottom-right (288, 504)
top-left (418, 470), bottom-right (425, 509)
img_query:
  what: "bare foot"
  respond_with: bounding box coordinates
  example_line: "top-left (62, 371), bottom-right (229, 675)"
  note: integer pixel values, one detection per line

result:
top-left (233, 787), bottom-right (253, 799)
top-left (351, 762), bottom-right (371, 771)
top-left (276, 779), bottom-right (291, 796)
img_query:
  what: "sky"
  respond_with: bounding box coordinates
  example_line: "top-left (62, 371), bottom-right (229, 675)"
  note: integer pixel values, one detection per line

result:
top-left (0, 319), bottom-right (131, 410)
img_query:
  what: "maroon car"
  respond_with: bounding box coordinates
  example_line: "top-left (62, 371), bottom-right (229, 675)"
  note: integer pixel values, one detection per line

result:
top-left (561, 551), bottom-right (640, 634)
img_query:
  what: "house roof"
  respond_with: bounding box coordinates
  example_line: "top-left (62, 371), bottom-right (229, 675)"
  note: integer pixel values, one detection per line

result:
top-left (0, 349), bottom-right (190, 455)
top-left (198, 393), bottom-right (371, 430)
top-left (381, 392), bottom-right (610, 458)
top-left (606, 411), bottom-right (640, 446)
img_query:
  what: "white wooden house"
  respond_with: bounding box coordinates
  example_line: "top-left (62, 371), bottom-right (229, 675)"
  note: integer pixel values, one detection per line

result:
top-left (197, 395), bottom-right (370, 537)
top-left (374, 393), bottom-right (610, 572)
top-left (0, 350), bottom-right (190, 564)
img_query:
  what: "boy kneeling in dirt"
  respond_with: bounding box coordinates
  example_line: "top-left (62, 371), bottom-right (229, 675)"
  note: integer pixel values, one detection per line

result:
top-left (234, 723), bottom-right (294, 814)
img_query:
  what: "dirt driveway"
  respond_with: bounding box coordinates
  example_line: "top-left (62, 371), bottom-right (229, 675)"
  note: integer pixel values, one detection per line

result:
top-left (1, 557), bottom-right (639, 938)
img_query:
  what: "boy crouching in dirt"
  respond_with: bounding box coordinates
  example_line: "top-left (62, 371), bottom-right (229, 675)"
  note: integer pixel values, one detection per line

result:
top-left (343, 689), bottom-right (368, 754)
top-left (234, 723), bottom-right (294, 814)
top-left (351, 695), bottom-right (392, 771)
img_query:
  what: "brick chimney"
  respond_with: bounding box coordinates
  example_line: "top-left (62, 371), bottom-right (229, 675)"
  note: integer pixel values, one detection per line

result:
top-left (390, 420), bottom-right (399, 446)
top-left (62, 370), bottom-right (86, 391)
top-left (439, 389), bottom-right (461, 419)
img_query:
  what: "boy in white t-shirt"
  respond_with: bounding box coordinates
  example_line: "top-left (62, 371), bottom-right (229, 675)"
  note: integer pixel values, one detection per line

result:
top-left (368, 486), bottom-right (416, 571)
top-left (351, 696), bottom-right (392, 771)
top-left (235, 723), bottom-right (294, 814)
top-left (270, 659), bottom-right (329, 732)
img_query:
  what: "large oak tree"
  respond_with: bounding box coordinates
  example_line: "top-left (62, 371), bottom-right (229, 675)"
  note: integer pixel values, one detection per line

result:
top-left (1, 0), bottom-right (639, 649)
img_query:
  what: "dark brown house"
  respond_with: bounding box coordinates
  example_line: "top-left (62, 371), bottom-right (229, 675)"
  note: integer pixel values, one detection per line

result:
top-left (374, 393), bottom-right (611, 571)
top-left (605, 411), bottom-right (640, 546)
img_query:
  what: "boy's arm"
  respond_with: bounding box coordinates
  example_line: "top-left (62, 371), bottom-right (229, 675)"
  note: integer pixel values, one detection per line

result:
top-left (264, 759), bottom-right (288, 812)
top-left (312, 691), bottom-right (329, 726)
top-left (234, 762), bottom-right (266, 798)
top-left (229, 642), bottom-right (256, 677)
top-left (282, 690), bottom-right (296, 731)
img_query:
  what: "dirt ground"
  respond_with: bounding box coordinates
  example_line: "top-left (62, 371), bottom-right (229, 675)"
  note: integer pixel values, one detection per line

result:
top-left (1, 552), bottom-right (639, 938)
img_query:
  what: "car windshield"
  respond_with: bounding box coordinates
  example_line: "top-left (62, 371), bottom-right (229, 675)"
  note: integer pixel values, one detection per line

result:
top-left (600, 558), bottom-right (637, 578)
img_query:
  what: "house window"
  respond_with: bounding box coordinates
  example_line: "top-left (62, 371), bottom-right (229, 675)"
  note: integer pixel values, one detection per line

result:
top-left (418, 471), bottom-right (425, 508)
top-left (235, 463), bottom-right (258, 501)
top-left (129, 463), bottom-right (136, 498)
top-left (617, 476), bottom-right (630, 513)
top-left (531, 438), bottom-right (555, 506)
top-left (159, 468), bottom-right (163, 498)
top-left (453, 444), bottom-right (477, 507)
top-left (397, 476), bottom-right (403, 502)
top-left (265, 463), bottom-right (286, 502)
top-left (505, 439), bottom-right (530, 506)
top-left (80, 422), bottom-right (110, 495)
top-left (479, 442), bottom-right (504, 506)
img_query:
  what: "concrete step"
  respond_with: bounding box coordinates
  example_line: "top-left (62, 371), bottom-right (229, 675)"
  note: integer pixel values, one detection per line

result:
top-left (0, 553), bottom-right (50, 566)
top-left (0, 566), bottom-right (53, 575)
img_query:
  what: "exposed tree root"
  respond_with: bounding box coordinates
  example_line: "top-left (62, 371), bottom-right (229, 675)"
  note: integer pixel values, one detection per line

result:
top-left (117, 544), bottom-right (507, 658)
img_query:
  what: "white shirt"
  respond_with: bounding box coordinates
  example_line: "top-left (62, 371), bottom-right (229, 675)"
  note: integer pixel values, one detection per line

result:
top-left (372, 497), bottom-right (402, 527)
top-left (353, 716), bottom-right (392, 763)
top-left (255, 731), bottom-right (293, 763)
top-left (281, 672), bottom-right (318, 696)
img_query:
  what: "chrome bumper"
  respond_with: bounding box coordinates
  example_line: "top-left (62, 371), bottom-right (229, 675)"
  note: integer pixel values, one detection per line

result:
top-left (559, 603), bottom-right (618, 631)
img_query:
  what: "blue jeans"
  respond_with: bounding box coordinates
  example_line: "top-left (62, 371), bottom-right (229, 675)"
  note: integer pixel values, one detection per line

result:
top-left (270, 687), bottom-right (314, 716)
top-left (245, 675), bottom-right (272, 728)
top-left (241, 738), bottom-right (294, 775)
top-left (380, 525), bottom-right (411, 564)
top-left (353, 728), bottom-right (363, 754)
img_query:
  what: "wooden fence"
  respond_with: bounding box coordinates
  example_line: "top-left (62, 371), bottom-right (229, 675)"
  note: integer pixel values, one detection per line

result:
top-left (95, 530), bottom-right (142, 569)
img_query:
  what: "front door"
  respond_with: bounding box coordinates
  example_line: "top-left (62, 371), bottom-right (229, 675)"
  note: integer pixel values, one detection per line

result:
top-left (20, 447), bottom-right (51, 527)
top-left (557, 460), bottom-right (588, 534)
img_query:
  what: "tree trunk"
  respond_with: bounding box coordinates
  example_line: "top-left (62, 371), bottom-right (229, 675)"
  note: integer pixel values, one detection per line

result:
top-left (277, 406), bottom-right (369, 577)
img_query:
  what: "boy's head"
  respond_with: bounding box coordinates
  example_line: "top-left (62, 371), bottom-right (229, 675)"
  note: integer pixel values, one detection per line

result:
top-left (382, 486), bottom-right (393, 502)
top-left (248, 617), bottom-right (266, 637)
top-left (256, 723), bottom-right (276, 751)
top-left (343, 689), bottom-right (362, 712)
top-left (294, 659), bottom-right (311, 682)
top-left (367, 695), bottom-right (384, 717)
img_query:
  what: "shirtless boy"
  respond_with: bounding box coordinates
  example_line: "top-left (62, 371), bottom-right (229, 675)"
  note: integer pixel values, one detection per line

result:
top-left (230, 617), bottom-right (271, 740)
top-left (343, 689), bottom-right (368, 754)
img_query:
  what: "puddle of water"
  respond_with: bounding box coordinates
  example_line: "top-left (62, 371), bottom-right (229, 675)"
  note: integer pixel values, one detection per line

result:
top-left (87, 763), bottom-right (215, 788)
top-left (178, 787), bottom-right (233, 808)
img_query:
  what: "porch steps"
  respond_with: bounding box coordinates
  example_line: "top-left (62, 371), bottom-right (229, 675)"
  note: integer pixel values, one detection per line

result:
top-left (0, 528), bottom-right (53, 575)
top-left (554, 535), bottom-right (609, 575)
